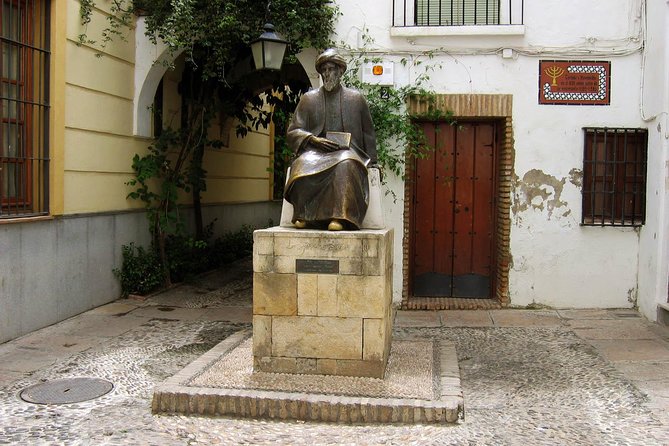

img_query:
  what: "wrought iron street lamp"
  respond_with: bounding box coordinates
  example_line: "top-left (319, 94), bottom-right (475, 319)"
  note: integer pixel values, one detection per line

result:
top-left (250, 23), bottom-right (288, 71)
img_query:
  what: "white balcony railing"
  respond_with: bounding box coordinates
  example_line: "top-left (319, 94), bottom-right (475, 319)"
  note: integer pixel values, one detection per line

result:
top-left (393, 0), bottom-right (524, 27)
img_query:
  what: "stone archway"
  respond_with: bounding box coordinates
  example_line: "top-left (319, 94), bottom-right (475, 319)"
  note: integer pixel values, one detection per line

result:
top-left (133, 20), bottom-right (320, 138)
top-left (133, 17), bottom-right (184, 137)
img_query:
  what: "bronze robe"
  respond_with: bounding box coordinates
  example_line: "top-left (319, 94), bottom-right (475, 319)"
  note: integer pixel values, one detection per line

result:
top-left (285, 85), bottom-right (377, 229)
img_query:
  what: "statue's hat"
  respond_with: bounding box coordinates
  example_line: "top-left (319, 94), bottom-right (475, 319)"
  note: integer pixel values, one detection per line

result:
top-left (315, 48), bottom-right (347, 74)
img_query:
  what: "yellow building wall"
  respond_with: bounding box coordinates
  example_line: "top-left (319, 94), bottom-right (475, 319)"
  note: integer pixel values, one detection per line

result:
top-left (161, 57), bottom-right (183, 127)
top-left (160, 58), bottom-right (273, 206)
top-left (202, 124), bottom-right (273, 204)
top-left (49, 1), bottom-right (67, 215)
top-left (61, 0), bottom-right (146, 214)
top-left (58, 1), bottom-right (273, 215)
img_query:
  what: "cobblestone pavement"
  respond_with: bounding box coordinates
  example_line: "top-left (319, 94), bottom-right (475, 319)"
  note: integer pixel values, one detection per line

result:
top-left (1, 258), bottom-right (668, 445)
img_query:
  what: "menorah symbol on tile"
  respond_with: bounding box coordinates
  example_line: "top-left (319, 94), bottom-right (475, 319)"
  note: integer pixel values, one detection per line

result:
top-left (544, 66), bottom-right (565, 86)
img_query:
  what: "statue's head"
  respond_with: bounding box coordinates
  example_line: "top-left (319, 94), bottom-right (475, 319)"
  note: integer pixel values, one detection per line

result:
top-left (315, 49), bottom-right (346, 92)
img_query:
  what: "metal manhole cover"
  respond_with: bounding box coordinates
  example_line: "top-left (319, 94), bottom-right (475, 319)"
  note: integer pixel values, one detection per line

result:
top-left (20, 377), bottom-right (114, 405)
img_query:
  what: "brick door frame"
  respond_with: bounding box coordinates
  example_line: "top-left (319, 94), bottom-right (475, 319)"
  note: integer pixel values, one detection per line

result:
top-left (402, 94), bottom-right (513, 309)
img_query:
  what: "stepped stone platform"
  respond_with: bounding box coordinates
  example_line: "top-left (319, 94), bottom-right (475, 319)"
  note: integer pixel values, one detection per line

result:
top-left (152, 329), bottom-right (464, 424)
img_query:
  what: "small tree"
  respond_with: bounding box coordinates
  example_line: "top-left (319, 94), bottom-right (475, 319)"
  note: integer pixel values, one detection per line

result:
top-left (80, 0), bottom-right (337, 286)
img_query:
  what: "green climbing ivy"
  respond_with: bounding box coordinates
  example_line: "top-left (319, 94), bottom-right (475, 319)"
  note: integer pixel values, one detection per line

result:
top-left (342, 34), bottom-right (455, 180)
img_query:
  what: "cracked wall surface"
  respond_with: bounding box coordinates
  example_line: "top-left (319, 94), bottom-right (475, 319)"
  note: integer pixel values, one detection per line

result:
top-left (513, 169), bottom-right (569, 219)
top-left (508, 165), bottom-right (640, 308)
top-left (511, 168), bottom-right (587, 227)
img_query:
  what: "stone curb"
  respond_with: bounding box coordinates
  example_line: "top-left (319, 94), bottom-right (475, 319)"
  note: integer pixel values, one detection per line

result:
top-left (152, 329), bottom-right (464, 424)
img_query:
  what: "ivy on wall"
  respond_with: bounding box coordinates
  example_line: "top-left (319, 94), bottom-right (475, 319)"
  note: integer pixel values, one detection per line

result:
top-left (341, 33), bottom-right (455, 186)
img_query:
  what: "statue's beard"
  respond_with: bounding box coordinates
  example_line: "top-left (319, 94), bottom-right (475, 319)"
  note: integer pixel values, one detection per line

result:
top-left (323, 78), bottom-right (340, 92)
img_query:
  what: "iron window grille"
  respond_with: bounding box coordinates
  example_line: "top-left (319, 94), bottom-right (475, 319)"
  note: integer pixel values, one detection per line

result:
top-left (582, 128), bottom-right (647, 227)
top-left (1, 0), bottom-right (50, 219)
top-left (393, 0), bottom-right (523, 27)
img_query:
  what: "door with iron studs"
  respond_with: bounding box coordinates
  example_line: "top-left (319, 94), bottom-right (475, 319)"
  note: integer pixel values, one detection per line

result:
top-left (411, 121), bottom-right (498, 298)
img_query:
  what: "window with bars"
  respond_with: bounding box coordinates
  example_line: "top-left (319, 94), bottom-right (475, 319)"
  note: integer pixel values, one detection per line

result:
top-left (393, 0), bottom-right (522, 28)
top-left (415, 0), bottom-right (500, 26)
top-left (582, 128), bottom-right (647, 227)
top-left (1, 0), bottom-right (50, 218)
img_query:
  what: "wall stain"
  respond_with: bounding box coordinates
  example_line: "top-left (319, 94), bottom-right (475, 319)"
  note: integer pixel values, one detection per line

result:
top-left (568, 168), bottom-right (583, 188)
top-left (512, 169), bottom-right (571, 220)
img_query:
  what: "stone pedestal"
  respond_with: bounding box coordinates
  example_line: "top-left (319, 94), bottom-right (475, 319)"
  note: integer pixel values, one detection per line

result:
top-left (252, 227), bottom-right (393, 378)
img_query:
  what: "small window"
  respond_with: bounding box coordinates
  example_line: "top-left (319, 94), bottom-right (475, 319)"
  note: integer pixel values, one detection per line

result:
top-left (582, 128), bottom-right (647, 227)
top-left (415, 0), bottom-right (500, 26)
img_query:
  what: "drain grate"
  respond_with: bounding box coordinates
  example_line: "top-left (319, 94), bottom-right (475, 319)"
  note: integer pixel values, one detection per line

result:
top-left (614, 313), bottom-right (641, 318)
top-left (20, 377), bottom-right (114, 405)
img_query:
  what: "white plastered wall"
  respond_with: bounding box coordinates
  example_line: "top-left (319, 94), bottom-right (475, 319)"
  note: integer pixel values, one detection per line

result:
top-left (636, 0), bottom-right (669, 321)
top-left (331, 0), bottom-right (659, 311)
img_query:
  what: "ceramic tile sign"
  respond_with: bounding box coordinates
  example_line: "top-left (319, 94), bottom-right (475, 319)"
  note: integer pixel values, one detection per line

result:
top-left (539, 61), bottom-right (611, 105)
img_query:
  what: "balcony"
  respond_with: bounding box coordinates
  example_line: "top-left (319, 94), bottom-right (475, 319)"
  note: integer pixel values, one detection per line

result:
top-left (392, 0), bottom-right (525, 37)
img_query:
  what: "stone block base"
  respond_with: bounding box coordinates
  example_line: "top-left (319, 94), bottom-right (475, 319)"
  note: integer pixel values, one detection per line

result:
top-left (252, 227), bottom-right (393, 378)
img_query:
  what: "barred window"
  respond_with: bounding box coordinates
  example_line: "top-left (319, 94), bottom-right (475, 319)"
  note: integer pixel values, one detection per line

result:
top-left (1, 0), bottom-right (50, 218)
top-left (415, 0), bottom-right (500, 26)
top-left (582, 128), bottom-right (647, 227)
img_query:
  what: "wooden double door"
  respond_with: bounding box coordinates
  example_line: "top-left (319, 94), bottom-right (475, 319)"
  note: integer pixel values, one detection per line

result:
top-left (410, 121), bottom-right (499, 299)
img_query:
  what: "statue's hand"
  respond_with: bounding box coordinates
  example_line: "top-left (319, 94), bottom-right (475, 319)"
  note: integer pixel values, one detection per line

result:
top-left (310, 136), bottom-right (341, 153)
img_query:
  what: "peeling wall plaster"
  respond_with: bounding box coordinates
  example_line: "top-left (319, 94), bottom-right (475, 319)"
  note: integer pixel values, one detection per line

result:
top-left (512, 169), bottom-right (573, 221)
top-left (568, 168), bottom-right (583, 188)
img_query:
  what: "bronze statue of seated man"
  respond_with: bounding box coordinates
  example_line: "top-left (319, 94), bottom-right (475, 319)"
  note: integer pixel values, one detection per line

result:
top-left (284, 48), bottom-right (378, 231)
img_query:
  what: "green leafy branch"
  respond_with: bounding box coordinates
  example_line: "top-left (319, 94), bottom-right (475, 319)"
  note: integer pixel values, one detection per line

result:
top-left (126, 127), bottom-right (189, 239)
top-left (342, 39), bottom-right (455, 181)
top-left (78, 0), bottom-right (137, 50)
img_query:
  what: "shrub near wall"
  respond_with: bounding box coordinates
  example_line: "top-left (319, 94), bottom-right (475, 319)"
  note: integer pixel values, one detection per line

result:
top-left (114, 225), bottom-right (254, 297)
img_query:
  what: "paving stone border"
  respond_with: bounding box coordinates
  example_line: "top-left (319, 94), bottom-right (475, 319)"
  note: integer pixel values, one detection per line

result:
top-left (152, 329), bottom-right (464, 424)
